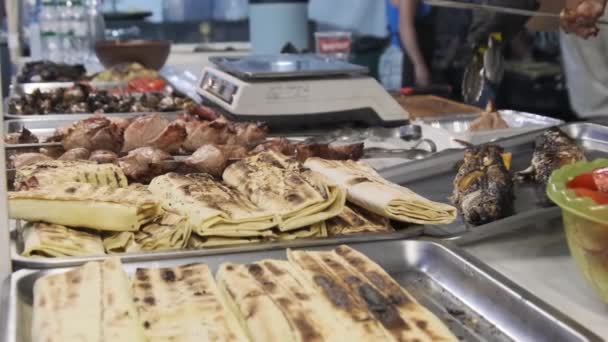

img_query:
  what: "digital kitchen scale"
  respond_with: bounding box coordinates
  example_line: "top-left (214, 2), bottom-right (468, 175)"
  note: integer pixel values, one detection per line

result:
top-left (197, 54), bottom-right (409, 129)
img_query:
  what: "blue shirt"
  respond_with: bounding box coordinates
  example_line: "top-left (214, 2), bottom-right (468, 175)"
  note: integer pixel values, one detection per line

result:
top-left (386, 0), bottom-right (431, 47)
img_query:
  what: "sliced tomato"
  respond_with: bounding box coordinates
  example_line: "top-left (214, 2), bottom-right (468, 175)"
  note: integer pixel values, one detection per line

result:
top-left (593, 167), bottom-right (608, 193)
top-left (572, 188), bottom-right (608, 205)
top-left (128, 78), bottom-right (166, 92)
top-left (567, 172), bottom-right (598, 191)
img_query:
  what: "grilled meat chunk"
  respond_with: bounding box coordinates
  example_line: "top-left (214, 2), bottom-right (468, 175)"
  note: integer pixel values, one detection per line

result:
top-left (61, 115), bottom-right (125, 153)
top-left (59, 148), bottom-right (91, 161)
top-left (5, 128), bottom-right (39, 145)
top-left (89, 150), bottom-right (119, 164)
top-left (516, 128), bottom-right (586, 184)
top-left (451, 144), bottom-right (513, 226)
top-left (184, 145), bottom-right (228, 177)
top-left (118, 147), bottom-right (177, 182)
top-left (10, 153), bottom-right (53, 169)
top-left (122, 113), bottom-right (186, 153)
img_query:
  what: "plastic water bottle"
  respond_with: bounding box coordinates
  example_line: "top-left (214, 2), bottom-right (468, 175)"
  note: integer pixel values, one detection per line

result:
top-left (85, 0), bottom-right (106, 61)
top-left (378, 37), bottom-right (404, 91)
top-left (39, 0), bottom-right (62, 62)
top-left (70, 1), bottom-right (88, 61)
top-left (58, 0), bottom-right (75, 63)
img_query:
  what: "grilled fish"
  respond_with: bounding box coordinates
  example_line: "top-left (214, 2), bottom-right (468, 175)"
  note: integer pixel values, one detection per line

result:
top-left (451, 144), bottom-right (514, 226)
top-left (516, 127), bottom-right (586, 184)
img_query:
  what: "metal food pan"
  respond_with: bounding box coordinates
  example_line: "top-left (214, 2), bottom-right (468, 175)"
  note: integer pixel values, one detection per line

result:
top-left (379, 122), bottom-right (608, 239)
top-left (1, 240), bottom-right (600, 342)
top-left (10, 226), bottom-right (424, 269)
top-left (415, 110), bottom-right (564, 147)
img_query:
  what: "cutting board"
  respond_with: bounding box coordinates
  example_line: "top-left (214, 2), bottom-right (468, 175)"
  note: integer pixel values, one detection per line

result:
top-left (395, 95), bottom-right (482, 119)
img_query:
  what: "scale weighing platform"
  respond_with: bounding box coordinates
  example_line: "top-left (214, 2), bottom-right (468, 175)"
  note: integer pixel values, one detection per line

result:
top-left (197, 54), bottom-right (409, 129)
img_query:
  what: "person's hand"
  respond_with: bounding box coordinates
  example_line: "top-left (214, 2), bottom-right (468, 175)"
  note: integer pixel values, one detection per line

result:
top-left (414, 64), bottom-right (431, 87)
top-left (561, 0), bottom-right (607, 38)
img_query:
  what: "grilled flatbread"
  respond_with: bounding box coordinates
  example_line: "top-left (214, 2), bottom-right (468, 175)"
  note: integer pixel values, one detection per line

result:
top-left (102, 212), bottom-right (192, 253)
top-left (101, 258), bottom-right (146, 342)
top-left (32, 261), bottom-right (102, 342)
top-left (15, 160), bottom-right (128, 190)
top-left (132, 263), bottom-right (249, 342)
top-left (288, 246), bottom-right (458, 342)
top-left (217, 260), bottom-right (364, 342)
top-left (22, 222), bottom-right (105, 257)
top-left (326, 205), bottom-right (393, 236)
top-left (149, 173), bottom-right (277, 237)
top-left (9, 182), bottom-right (161, 231)
top-left (305, 158), bottom-right (457, 225)
top-left (223, 151), bottom-right (346, 231)
top-left (188, 234), bottom-right (262, 249)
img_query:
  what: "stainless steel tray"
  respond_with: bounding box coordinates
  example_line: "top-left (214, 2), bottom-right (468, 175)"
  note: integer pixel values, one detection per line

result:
top-left (9, 81), bottom-right (127, 96)
top-left (379, 122), bottom-right (608, 238)
top-left (209, 54), bottom-right (369, 79)
top-left (1, 239), bottom-right (600, 342)
top-left (10, 227), bottom-right (424, 269)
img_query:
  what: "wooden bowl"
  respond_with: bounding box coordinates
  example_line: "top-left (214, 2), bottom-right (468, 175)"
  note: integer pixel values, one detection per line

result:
top-left (95, 40), bottom-right (171, 70)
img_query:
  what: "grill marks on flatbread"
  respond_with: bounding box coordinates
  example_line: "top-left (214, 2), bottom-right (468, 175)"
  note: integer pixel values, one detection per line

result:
top-left (15, 160), bottom-right (128, 191)
top-left (132, 263), bottom-right (248, 342)
top-left (32, 258), bottom-right (147, 342)
top-left (149, 173), bottom-right (277, 237)
top-left (288, 246), bottom-right (458, 342)
top-left (32, 262), bottom-right (102, 342)
top-left (9, 182), bottom-right (161, 231)
top-left (326, 205), bottom-right (393, 236)
top-left (304, 158), bottom-right (457, 225)
top-left (22, 222), bottom-right (105, 257)
top-left (223, 151), bottom-right (346, 231)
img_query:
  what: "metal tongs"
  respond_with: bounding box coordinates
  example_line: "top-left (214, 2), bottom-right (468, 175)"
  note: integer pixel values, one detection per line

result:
top-left (424, 0), bottom-right (608, 25)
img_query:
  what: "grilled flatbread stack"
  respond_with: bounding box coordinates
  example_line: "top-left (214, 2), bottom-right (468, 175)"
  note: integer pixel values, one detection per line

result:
top-left (287, 246), bottom-right (458, 342)
top-left (22, 222), bottom-right (105, 257)
top-left (326, 205), bottom-right (393, 236)
top-left (15, 160), bottom-right (128, 190)
top-left (149, 173), bottom-right (277, 237)
top-left (305, 158), bottom-right (457, 225)
top-left (223, 151), bottom-right (346, 231)
top-left (132, 263), bottom-right (249, 342)
top-left (9, 182), bottom-right (161, 231)
top-left (102, 212), bottom-right (191, 253)
top-left (188, 234), bottom-right (262, 249)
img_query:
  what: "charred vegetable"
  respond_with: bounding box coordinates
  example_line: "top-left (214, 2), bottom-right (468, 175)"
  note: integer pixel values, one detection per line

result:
top-left (516, 128), bottom-right (586, 184)
top-left (451, 144), bottom-right (514, 226)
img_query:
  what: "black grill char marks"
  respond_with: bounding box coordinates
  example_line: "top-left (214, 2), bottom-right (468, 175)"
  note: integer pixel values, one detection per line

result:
top-left (263, 261), bottom-right (286, 276)
top-left (135, 269), bottom-right (150, 282)
top-left (161, 269), bottom-right (176, 282)
top-left (313, 275), bottom-right (351, 311)
top-left (346, 176), bottom-right (374, 186)
top-left (286, 193), bottom-right (304, 205)
top-left (357, 283), bottom-right (410, 332)
top-left (65, 186), bottom-right (77, 194)
top-left (143, 296), bottom-right (156, 306)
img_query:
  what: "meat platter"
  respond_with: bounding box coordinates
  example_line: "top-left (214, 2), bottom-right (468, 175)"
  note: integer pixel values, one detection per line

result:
top-left (1, 240), bottom-right (600, 341)
top-left (379, 122), bottom-right (608, 238)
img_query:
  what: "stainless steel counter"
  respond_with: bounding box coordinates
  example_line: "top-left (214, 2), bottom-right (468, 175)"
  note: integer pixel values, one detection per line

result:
top-left (461, 216), bottom-right (608, 338)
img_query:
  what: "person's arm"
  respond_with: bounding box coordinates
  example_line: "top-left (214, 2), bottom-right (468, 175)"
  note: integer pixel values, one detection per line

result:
top-left (395, 0), bottom-right (431, 87)
top-left (561, 0), bottom-right (608, 38)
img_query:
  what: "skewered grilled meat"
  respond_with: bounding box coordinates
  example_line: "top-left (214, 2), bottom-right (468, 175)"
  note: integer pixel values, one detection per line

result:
top-left (122, 113), bottom-right (187, 153)
top-left (17, 61), bottom-right (86, 83)
top-left (61, 115), bottom-right (125, 153)
top-left (58, 148), bottom-right (91, 161)
top-left (252, 138), bottom-right (364, 162)
top-left (184, 145), bottom-right (228, 177)
top-left (89, 150), bottom-right (118, 164)
top-left (4, 128), bottom-right (39, 144)
top-left (516, 127), bottom-right (586, 184)
top-left (181, 117), bottom-right (268, 152)
top-left (118, 147), bottom-right (178, 182)
top-left (451, 144), bottom-right (514, 226)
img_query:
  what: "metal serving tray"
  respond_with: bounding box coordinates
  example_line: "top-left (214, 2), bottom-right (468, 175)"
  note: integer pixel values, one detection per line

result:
top-left (379, 122), bottom-right (608, 238)
top-left (415, 110), bottom-right (564, 147)
top-left (1, 240), bottom-right (600, 342)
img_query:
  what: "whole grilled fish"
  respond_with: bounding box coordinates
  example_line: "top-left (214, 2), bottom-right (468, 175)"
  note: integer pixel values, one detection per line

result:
top-left (451, 144), bottom-right (514, 226)
top-left (516, 128), bottom-right (586, 184)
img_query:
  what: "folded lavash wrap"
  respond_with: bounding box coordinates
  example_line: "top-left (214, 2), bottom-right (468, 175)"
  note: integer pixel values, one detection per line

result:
top-left (149, 173), bottom-right (277, 237)
top-left (9, 182), bottom-right (161, 232)
top-left (32, 258), bottom-right (146, 342)
top-left (102, 211), bottom-right (192, 253)
top-left (222, 151), bottom-right (346, 231)
top-left (22, 222), bottom-right (105, 257)
top-left (304, 158), bottom-right (457, 225)
top-left (15, 160), bottom-right (128, 190)
top-left (326, 205), bottom-right (393, 236)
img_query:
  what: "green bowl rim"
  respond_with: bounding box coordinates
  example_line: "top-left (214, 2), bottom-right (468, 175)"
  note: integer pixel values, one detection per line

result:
top-left (547, 158), bottom-right (608, 225)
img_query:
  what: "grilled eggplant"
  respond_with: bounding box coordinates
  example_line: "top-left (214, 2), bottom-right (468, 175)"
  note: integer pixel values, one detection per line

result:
top-left (451, 144), bottom-right (514, 226)
top-left (516, 127), bottom-right (586, 184)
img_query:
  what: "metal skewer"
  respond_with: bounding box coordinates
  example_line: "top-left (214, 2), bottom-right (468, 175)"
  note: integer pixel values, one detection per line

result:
top-left (424, 0), bottom-right (608, 26)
